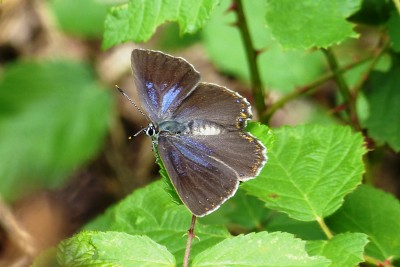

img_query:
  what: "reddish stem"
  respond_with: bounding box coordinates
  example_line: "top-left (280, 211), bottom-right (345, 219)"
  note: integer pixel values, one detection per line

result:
top-left (183, 215), bottom-right (197, 267)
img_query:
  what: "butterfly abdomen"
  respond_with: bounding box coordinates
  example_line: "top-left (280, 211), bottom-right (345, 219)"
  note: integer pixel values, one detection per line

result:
top-left (158, 120), bottom-right (225, 136)
top-left (186, 120), bottom-right (225, 136)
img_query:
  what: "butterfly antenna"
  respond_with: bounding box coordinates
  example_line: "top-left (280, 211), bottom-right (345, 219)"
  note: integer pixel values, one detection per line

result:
top-left (115, 85), bottom-right (150, 122)
top-left (128, 128), bottom-right (146, 140)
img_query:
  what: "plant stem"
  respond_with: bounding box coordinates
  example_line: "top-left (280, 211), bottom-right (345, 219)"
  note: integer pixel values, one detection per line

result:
top-left (0, 197), bottom-right (37, 258)
top-left (364, 255), bottom-right (393, 267)
top-left (353, 41), bottom-right (389, 98)
top-left (316, 216), bottom-right (333, 239)
top-left (322, 48), bottom-right (351, 101)
top-left (318, 215), bottom-right (390, 266)
top-left (262, 55), bottom-right (371, 122)
top-left (183, 215), bottom-right (197, 267)
top-left (234, 0), bottom-right (266, 120)
top-left (322, 48), bottom-right (361, 130)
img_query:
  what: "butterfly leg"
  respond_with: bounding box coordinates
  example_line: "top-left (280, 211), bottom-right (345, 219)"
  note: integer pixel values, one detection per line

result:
top-left (151, 139), bottom-right (161, 162)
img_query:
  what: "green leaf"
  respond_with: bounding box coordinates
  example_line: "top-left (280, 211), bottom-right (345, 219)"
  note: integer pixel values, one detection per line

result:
top-left (217, 189), bottom-right (270, 230)
top-left (266, 212), bottom-right (326, 240)
top-left (327, 185), bottom-right (400, 261)
top-left (363, 56), bottom-right (400, 151)
top-left (306, 233), bottom-right (369, 267)
top-left (246, 122), bottom-right (275, 147)
top-left (85, 180), bottom-right (231, 266)
top-left (388, 13), bottom-right (400, 52)
top-left (199, 188), bottom-right (273, 231)
top-left (58, 231), bottom-right (175, 266)
top-left (242, 124), bottom-right (366, 221)
top-left (156, 23), bottom-right (202, 51)
top-left (203, 0), bottom-right (324, 93)
top-left (32, 248), bottom-right (60, 267)
top-left (0, 61), bottom-right (113, 201)
top-left (49, 0), bottom-right (110, 38)
top-left (192, 232), bottom-right (330, 267)
top-left (265, 0), bottom-right (362, 49)
top-left (102, 0), bottom-right (219, 49)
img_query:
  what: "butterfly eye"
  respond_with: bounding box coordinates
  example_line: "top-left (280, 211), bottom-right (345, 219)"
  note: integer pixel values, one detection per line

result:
top-left (145, 125), bottom-right (157, 136)
top-left (146, 128), bottom-right (154, 136)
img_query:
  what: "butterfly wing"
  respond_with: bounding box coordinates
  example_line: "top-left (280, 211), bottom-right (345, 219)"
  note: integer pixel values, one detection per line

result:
top-left (132, 50), bottom-right (267, 216)
top-left (157, 82), bottom-right (266, 216)
top-left (172, 83), bottom-right (252, 131)
top-left (186, 132), bottom-right (265, 181)
top-left (171, 82), bottom-right (267, 180)
top-left (158, 134), bottom-right (239, 217)
top-left (131, 49), bottom-right (200, 122)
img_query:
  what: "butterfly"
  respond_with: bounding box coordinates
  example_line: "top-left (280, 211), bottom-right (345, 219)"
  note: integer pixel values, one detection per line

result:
top-left (127, 49), bottom-right (267, 217)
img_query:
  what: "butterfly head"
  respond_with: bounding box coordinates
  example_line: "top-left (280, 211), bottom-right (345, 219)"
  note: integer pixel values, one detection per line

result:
top-left (144, 122), bottom-right (158, 138)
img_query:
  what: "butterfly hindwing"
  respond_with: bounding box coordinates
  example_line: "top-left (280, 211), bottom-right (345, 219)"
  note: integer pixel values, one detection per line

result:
top-left (169, 82), bottom-right (267, 180)
top-left (172, 83), bottom-right (252, 131)
top-left (180, 133), bottom-right (266, 181)
top-left (158, 135), bottom-right (239, 217)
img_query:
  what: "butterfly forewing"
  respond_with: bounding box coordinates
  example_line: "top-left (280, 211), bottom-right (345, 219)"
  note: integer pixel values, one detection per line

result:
top-left (131, 49), bottom-right (201, 122)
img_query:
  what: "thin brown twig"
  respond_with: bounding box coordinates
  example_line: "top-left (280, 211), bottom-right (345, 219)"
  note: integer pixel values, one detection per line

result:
top-left (0, 197), bottom-right (37, 258)
top-left (262, 55), bottom-right (372, 121)
top-left (183, 215), bottom-right (197, 267)
top-left (352, 40), bottom-right (389, 98)
top-left (233, 0), bottom-right (267, 120)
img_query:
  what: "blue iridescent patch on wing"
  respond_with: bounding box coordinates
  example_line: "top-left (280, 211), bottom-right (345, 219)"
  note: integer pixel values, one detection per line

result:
top-left (145, 81), bottom-right (159, 109)
top-left (175, 141), bottom-right (210, 167)
top-left (179, 136), bottom-right (213, 153)
top-left (169, 149), bottom-right (187, 176)
top-left (161, 84), bottom-right (181, 114)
